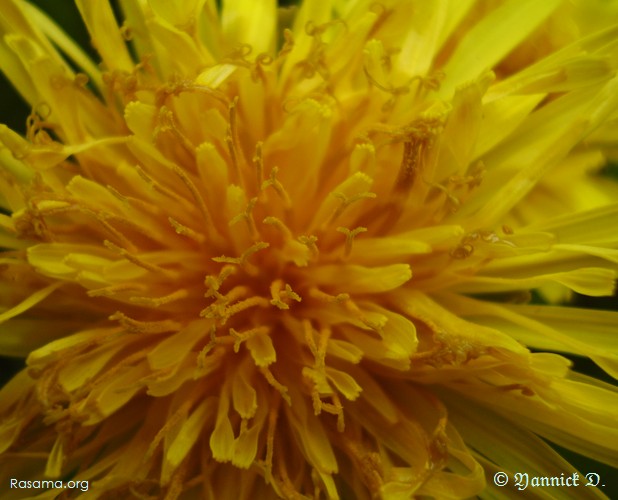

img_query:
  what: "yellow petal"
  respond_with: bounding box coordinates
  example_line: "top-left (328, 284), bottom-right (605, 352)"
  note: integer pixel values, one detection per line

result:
top-left (325, 367), bottom-right (362, 401)
top-left (210, 393), bottom-right (235, 463)
top-left (456, 267), bottom-right (615, 297)
top-left (58, 343), bottom-right (125, 392)
top-left (350, 236), bottom-right (431, 264)
top-left (232, 423), bottom-right (261, 469)
top-left (445, 392), bottom-right (602, 500)
top-left (45, 435), bottom-right (65, 478)
top-left (0, 282), bottom-right (63, 325)
top-left (473, 94), bottom-right (544, 158)
top-left (147, 16), bottom-right (208, 76)
top-left (221, 0), bottom-right (276, 54)
top-left (325, 339), bottom-right (363, 364)
top-left (149, 0), bottom-right (202, 28)
top-left (87, 364), bottom-right (148, 423)
top-left (396, 0), bottom-right (448, 76)
top-left (148, 320), bottom-right (210, 370)
top-left (311, 264), bottom-right (411, 294)
top-left (22, 1), bottom-right (102, 90)
top-left (245, 332), bottom-right (277, 367)
top-left (232, 363), bottom-right (258, 419)
top-left (167, 397), bottom-right (215, 468)
top-left (76, 0), bottom-right (134, 72)
top-left (438, 71), bottom-right (493, 179)
top-left (0, 141), bottom-right (33, 184)
top-left (449, 295), bottom-right (618, 379)
top-left (286, 388), bottom-right (338, 474)
top-left (442, 0), bottom-right (561, 94)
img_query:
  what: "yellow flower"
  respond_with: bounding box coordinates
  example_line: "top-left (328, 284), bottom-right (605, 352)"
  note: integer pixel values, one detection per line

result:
top-left (1, 0), bottom-right (617, 498)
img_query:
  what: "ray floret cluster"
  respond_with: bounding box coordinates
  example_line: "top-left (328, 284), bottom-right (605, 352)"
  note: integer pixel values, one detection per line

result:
top-left (0, 0), bottom-right (617, 498)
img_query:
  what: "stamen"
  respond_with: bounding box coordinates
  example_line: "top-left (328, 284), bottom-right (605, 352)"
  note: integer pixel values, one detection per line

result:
top-left (204, 265), bottom-right (237, 299)
top-left (145, 401), bottom-right (193, 459)
top-left (133, 165), bottom-right (186, 204)
top-left (263, 391), bottom-right (281, 484)
top-left (263, 216), bottom-right (293, 239)
top-left (13, 208), bottom-right (52, 241)
top-left (155, 106), bottom-right (195, 155)
top-left (105, 185), bottom-right (129, 204)
top-left (224, 44), bottom-right (253, 66)
top-left (428, 416), bottom-right (449, 469)
top-left (338, 436), bottom-right (383, 492)
top-left (416, 70), bottom-right (445, 92)
top-left (156, 78), bottom-right (230, 107)
top-left (171, 164), bottom-right (220, 243)
top-left (252, 142), bottom-right (264, 190)
top-left (93, 212), bottom-right (138, 252)
top-left (200, 296), bottom-right (269, 325)
top-left (302, 323), bottom-right (346, 431)
top-left (277, 29), bottom-right (294, 59)
top-left (344, 299), bottom-right (383, 333)
top-left (363, 65), bottom-right (410, 97)
top-left (108, 312), bottom-right (181, 334)
top-left (229, 197), bottom-right (258, 239)
top-left (166, 458), bottom-right (189, 500)
top-left (196, 327), bottom-right (230, 367)
top-left (336, 226), bottom-right (368, 256)
top-left (447, 166), bottom-right (484, 190)
top-left (370, 117), bottom-right (444, 196)
top-left (308, 288), bottom-right (350, 303)
top-left (225, 134), bottom-right (239, 183)
top-left (297, 235), bottom-right (319, 259)
top-left (26, 108), bottom-right (57, 145)
top-left (225, 296), bottom-right (269, 318)
top-left (169, 217), bottom-right (206, 243)
top-left (251, 53), bottom-right (273, 82)
top-left (328, 191), bottom-right (376, 226)
top-left (303, 320), bottom-right (319, 358)
top-left (269, 280), bottom-right (302, 310)
top-left (229, 326), bottom-right (270, 353)
top-left (300, 19), bottom-right (347, 80)
top-left (394, 139), bottom-right (424, 194)
top-left (323, 393), bottom-right (345, 432)
top-left (226, 96), bottom-right (242, 183)
top-left (305, 19), bottom-right (347, 37)
top-left (261, 167), bottom-right (291, 206)
top-left (129, 288), bottom-right (189, 307)
top-left (259, 367), bottom-right (291, 406)
top-left (222, 284), bottom-right (250, 302)
top-left (212, 241), bottom-right (269, 267)
top-left (315, 327), bottom-right (330, 370)
top-left (119, 23), bottom-right (132, 41)
top-left (450, 243), bottom-right (474, 259)
top-left (101, 211), bottom-right (166, 244)
top-left (424, 180), bottom-right (461, 212)
top-left (87, 283), bottom-right (148, 297)
top-left (449, 229), bottom-right (512, 260)
top-left (103, 240), bottom-right (176, 277)
top-left (274, 462), bottom-right (300, 499)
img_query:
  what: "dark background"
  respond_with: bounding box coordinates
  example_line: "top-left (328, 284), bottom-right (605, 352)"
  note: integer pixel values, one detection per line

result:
top-left (0, 0), bottom-right (616, 496)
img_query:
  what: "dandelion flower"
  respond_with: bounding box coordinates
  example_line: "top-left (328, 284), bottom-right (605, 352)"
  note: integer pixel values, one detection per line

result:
top-left (1, 0), bottom-right (618, 498)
